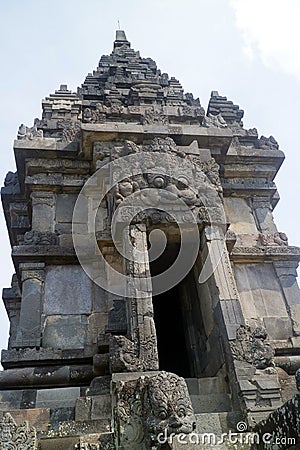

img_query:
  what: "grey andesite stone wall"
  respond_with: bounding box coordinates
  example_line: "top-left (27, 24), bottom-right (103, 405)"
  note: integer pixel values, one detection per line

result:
top-left (1, 30), bottom-right (300, 449)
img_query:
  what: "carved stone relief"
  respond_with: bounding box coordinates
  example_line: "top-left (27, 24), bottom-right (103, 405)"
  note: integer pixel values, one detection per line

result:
top-left (0, 413), bottom-right (37, 449)
top-left (230, 326), bottom-right (275, 369)
top-left (57, 119), bottom-right (81, 142)
top-left (24, 230), bottom-right (59, 245)
top-left (17, 119), bottom-right (43, 140)
top-left (141, 108), bottom-right (168, 125)
top-left (259, 232), bottom-right (288, 247)
top-left (202, 113), bottom-right (227, 128)
top-left (114, 372), bottom-right (196, 450)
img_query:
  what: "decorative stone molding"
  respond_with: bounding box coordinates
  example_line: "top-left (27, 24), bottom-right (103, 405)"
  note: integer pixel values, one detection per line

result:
top-left (20, 263), bottom-right (45, 283)
top-left (24, 230), bottom-right (59, 246)
top-left (257, 135), bottom-right (279, 150)
top-left (83, 103), bottom-right (107, 123)
top-left (231, 246), bottom-right (300, 262)
top-left (251, 372), bottom-right (300, 449)
top-left (0, 413), bottom-right (37, 449)
top-left (57, 118), bottom-right (81, 142)
top-left (140, 108), bottom-right (168, 125)
top-left (114, 371), bottom-right (196, 450)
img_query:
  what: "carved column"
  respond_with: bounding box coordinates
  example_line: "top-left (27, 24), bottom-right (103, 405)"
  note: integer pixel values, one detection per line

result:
top-left (15, 263), bottom-right (45, 348)
top-left (274, 260), bottom-right (300, 336)
top-left (31, 191), bottom-right (56, 232)
top-left (109, 223), bottom-right (159, 372)
top-left (125, 223), bottom-right (159, 371)
top-left (203, 225), bottom-right (245, 340)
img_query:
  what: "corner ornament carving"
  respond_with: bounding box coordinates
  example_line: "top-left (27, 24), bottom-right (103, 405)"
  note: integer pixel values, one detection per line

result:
top-left (231, 326), bottom-right (275, 369)
top-left (17, 119), bottom-right (43, 140)
top-left (259, 232), bottom-right (288, 247)
top-left (0, 413), bottom-right (37, 449)
top-left (115, 372), bottom-right (196, 450)
top-left (110, 335), bottom-right (158, 373)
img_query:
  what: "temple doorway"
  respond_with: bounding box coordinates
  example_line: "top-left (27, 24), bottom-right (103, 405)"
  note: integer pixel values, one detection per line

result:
top-left (150, 241), bottom-right (204, 378)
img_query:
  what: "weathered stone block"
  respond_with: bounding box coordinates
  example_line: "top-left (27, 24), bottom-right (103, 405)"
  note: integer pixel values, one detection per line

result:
top-left (75, 397), bottom-right (92, 421)
top-left (234, 264), bottom-right (288, 321)
top-left (88, 312), bottom-right (108, 344)
top-left (190, 394), bottom-right (231, 413)
top-left (50, 407), bottom-right (74, 429)
top-left (0, 390), bottom-right (23, 409)
top-left (55, 194), bottom-right (77, 223)
top-left (91, 395), bottom-right (111, 420)
top-left (6, 408), bottom-right (50, 432)
top-left (87, 376), bottom-right (111, 396)
top-left (93, 284), bottom-right (108, 311)
top-left (36, 387), bottom-right (80, 409)
top-left (43, 315), bottom-right (88, 349)
top-left (44, 266), bottom-right (92, 315)
top-left (39, 437), bottom-right (78, 450)
top-left (263, 316), bottom-right (293, 340)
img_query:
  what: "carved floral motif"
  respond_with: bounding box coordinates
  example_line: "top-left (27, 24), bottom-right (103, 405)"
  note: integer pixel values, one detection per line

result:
top-left (24, 230), bottom-right (59, 246)
top-left (83, 103), bottom-right (108, 123)
top-left (0, 413), bottom-right (37, 449)
top-left (57, 119), bottom-right (81, 142)
top-left (141, 108), bottom-right (168, 125)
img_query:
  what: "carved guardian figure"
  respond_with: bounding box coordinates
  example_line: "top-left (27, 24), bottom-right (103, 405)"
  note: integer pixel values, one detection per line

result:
top-left (114, 371), bottom-right (196, 450)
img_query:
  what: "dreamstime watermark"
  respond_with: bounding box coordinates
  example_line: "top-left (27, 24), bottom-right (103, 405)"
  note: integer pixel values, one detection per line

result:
top-left (72, 152), bottom-right (227, 296)
top-left (157, 421), bottom-right (296, 447)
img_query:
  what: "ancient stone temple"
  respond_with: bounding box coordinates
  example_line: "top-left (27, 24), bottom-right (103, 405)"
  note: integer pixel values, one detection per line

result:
top-left (1, 30), bottom-right (300, 449)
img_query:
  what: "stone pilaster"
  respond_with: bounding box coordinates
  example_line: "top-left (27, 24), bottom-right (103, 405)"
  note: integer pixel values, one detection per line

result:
top-left (2, 275), bottom-right (21, 349)
top-left (251, 196), bottom-right (277, 233)
top-left (14, 263), bottom-right (45, 348)
top-left (125, 224), bottom-right (158, 371)
top-left (31, 191), bottom-right (56, 232)
top-left (274, 260), bottom-right (300, 336)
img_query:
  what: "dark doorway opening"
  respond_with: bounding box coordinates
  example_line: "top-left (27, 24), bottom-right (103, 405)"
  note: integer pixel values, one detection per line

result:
top-left (150, 242), bottom-right (192, 378)
top-left (152, 283), bottom-right (191, 378)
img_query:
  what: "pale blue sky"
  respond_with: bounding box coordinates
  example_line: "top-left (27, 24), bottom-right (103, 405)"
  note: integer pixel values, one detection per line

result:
top-left (0, 0), bottom-right (299, 352)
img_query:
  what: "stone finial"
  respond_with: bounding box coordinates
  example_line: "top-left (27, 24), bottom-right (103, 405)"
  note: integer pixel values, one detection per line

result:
top-left (114, 29), bottom-right (130, 49)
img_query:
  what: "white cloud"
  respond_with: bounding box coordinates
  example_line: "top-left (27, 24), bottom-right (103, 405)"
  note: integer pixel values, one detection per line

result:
top-left (229, 0), bottom-right (300, 80)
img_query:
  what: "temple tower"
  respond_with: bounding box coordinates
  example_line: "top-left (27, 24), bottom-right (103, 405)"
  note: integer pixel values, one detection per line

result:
top-left (1, 31), bottom-right (300, 449)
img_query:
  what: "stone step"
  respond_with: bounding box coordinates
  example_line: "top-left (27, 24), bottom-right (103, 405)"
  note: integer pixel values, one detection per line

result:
top-left (194, 411), bottom-right (243, 434)
top-left (39, 432), bottom-right (114, 450)
top-left (195, 412), bottom-right (228, 434)
top-left (190, 393), bottom-right (232, 413)
top-left (40, 418), bottom-right (111, 439)
top-left (185, 376), bottom-right (230, 395)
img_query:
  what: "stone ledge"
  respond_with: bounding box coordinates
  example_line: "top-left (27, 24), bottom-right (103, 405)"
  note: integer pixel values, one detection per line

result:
top-left (0, 365), bottom-right (93, 389)
top-left (12, 245), bottom-right (77, 265)
top-left (1, 348), bottom-right (94, 369)
top-left (231, 246), bottom-right (300, 263)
